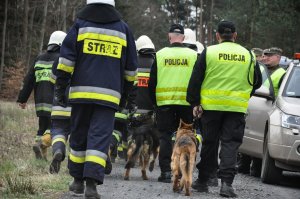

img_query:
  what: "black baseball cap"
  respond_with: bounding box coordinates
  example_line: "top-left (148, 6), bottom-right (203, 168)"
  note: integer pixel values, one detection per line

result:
top-left (217, 20), bottom-right (236, 34)
top-left (169, 24), bottom-right (184, 34)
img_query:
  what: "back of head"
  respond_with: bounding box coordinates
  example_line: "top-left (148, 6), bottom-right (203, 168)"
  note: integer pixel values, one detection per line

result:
top-left (217, 20), bottom-right (236, 41)
top-left (86, 0), bottom-right (115, 6)
top-left (168, 24), bottom-right (185, 43)
top-left (136, 35), bottom-right (155, 51)
top-left (183, 28), bottom-right (196, 45)
top-left (48, 31), bottom-right (67, 46)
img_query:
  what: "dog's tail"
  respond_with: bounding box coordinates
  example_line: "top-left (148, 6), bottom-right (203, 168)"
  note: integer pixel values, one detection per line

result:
top-left (125, 134), bottom-right (144, 169)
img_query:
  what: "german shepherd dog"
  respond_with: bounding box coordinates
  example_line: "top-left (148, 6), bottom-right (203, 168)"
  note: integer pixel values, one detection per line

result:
top-left (171, 120), bottom-right (197, 196)
top-left (124, 113), bottom-right (160, 181)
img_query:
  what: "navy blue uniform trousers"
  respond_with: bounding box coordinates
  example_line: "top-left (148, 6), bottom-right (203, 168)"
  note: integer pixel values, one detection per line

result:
top-left (156, 105), bottom-right (193, 173)
top-left (51, 119), bottom-right (70, 160)
top-left (196, 110), bottom-right (245, 184)
top-left (68, 104), bottom-right (115, 184)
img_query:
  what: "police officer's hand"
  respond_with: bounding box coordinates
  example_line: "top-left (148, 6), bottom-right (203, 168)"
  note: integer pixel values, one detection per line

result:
top-left (193, 105), bottom-right (203, 118)
top-left (54, 86), bottom-right (67, 107)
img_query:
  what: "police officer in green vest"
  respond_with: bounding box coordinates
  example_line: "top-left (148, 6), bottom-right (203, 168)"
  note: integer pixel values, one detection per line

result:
top-left (262, 47), bottom-right (286, 96)
top-left (148, 24), bottom-right (198, 183)
top-left (187, 20), bottom-right (262, 197)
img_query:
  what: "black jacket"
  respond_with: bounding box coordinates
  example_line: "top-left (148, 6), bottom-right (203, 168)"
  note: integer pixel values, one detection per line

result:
top-left (17, 45), bottom-right (60, 117)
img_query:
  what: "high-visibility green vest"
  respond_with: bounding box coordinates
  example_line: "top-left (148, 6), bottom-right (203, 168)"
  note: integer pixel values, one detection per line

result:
top-left (270, 67), bottom-right (286, 96)
top-left (156, 47), bottom-right (198, 106)
top-left (201, 42), bottom-right (255, 113)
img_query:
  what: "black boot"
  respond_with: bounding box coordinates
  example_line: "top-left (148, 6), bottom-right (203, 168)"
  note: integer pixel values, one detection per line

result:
top-left (207, 176), bottom-right (218, 187)
top-left (85, 178), bottom-right (101, 199)
top-left (49, 150), bottom-right (63, 174)
top-left (105, 158), bottom-right (112, 175)
top-left (191, 178), bottom-right (208, 193)
top-left (157, 171), bottom-right (171, 183)
top-left (220, 181), bottom-right (237, 198)
top-left (69, 178), bottom-right (84, 194)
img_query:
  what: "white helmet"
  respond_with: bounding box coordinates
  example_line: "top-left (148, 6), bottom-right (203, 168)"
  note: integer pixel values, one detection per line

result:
top-left (48, 31), bottom-right (67, 46)
top-left (183, 28), bottom-right (197, 45)
top-left (87, 0), bottom-right (115, 6)
top-left (136, 35), bottom-right (155, 51)
top-left (196, 41), bottom-right (204, 54)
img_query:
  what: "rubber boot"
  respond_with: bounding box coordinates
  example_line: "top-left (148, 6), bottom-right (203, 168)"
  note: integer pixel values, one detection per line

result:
top-left (191, 178), bottom-right (209, 193)
top-left (220, 181), bottom-right (237, 198)
top-left (85, 178), bottom-right (100, 199)
top-left (105, 157), bottom-right (112, 175)
top-left (33, 141), bottom-right (43, 160)
top-left (69, 178), bottom-right (84, 194)
top-left (157, 171), bottom-right (172, 183)
top-left (49, 149), bottom-right (63, 174)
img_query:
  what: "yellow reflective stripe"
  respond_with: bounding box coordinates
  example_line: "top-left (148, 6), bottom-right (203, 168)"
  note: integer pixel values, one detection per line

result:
top-left (202, 98), bottom-right (248, 108)
top-left (85, 155), bottom-right (106, 167)
top-left (57, 63), bottom-right (74, 73)
top-left (50, 77), bottom-right (56, 84)
top-left (156, 87), bottom-right (187, 93)
top-left (52, 138), bottom-right (66, 145)
top-left (156, 95), bottom-right (186, 101)
top-left (201, 89), bottom-right (250, 100)
top-left (43, 130), bottom-right (50, 135)
top-left (112, 132), bottom-right (121, 142)
top-left (77, 33), bottom-right (127, 47)
top-left (125, 75), bottom-right (137, 82)
top-left (137, 72), bottom-right (150, 77)
top-left (51, 111), bottom-right (71, 117)
top-left (69, 92), bottom-right (120, 105)
top-left (70, 153), bottom-right (85, 163)
top-left (117, 146), bottom-right (123, 151)
top-left (36, 107), bottom-right (52, 112)
top-left (115, 112), bottom-right (128, 119)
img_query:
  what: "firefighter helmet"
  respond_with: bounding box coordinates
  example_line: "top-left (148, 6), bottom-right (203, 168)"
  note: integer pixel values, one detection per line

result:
top-left (136, 35), bottom-right (155, 51)
top-left (87, 0), bottom-right (115, 6)
top-left (48, 31), bottom-right (67, 46)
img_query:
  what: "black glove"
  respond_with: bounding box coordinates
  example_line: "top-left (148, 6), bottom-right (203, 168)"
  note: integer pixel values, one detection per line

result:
top-left (54, 86), bottom-right (67, 107)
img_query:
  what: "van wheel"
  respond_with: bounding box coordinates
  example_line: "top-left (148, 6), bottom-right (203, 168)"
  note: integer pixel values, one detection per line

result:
top-left (261, 134), bottom-right (282, 184)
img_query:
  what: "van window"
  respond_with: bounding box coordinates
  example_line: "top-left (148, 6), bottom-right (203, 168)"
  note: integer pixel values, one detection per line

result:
top-left (284, 67), bottom-right (300, 97)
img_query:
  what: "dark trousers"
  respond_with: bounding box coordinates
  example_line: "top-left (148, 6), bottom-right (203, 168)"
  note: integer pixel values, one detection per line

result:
top-left (156, 105), bottom-right (193, 173)
top-left (37, 116), bottom-right (51, 136)
top-left (68, 104), bottom-right (115, 184)
top-left (51, 119), bottom-right (70, 160)
top-left (196, 110), bottom-right (245, 184)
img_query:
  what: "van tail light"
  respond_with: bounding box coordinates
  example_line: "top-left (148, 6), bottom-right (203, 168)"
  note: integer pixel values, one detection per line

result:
top-left (294, 53), bottom-right (300, 60)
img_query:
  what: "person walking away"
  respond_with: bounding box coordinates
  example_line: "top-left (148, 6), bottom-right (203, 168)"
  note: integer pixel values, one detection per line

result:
top-left (54, 1), bottom-right (138, 198)
top-left (17, 31), bottom-right (66, 160)
top-left (148, 24), bottom-right (198, 183)
top-left (187, 20), bottom-right (262, 197)
top-left (49, 56), bottom-right (71, 174)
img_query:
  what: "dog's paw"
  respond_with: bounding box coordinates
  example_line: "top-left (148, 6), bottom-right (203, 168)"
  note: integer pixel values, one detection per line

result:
top-left (124, 176), bottom-right (129, 181)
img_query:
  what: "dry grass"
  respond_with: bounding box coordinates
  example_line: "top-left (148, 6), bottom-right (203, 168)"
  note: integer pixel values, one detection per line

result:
top-left (0, 101), bottom-right (71, 199)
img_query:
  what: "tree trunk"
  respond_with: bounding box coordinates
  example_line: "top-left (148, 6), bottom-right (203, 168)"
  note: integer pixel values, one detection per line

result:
top-left (26, 6), bottom-right (37, 70)
top-left (0, 0), bottom-right (8, 91)
top-left (199, 0), bottom-right (204, 44)
top-left (39, 0), bottom-right (49, 52)
top-left (23, 0), bottom-right (29, 62)
top-left (61, 0), bottom-right (67, 32)
top-left (207, 0), bottom-right (214, 45)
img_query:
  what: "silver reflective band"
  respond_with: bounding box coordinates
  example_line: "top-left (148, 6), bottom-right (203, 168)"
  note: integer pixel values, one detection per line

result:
top-left (70, 149), bottom-right (86, 157)
top-left (36, 103), bottom-right (52, 108)
top-left (78, 27), bottom-right (126, 40)
top-left (51, 73), bottom-right (57, 80)
top-left (52, 135), bottom-right (66, 140)
top-left (86, 149), bottom-right (107, 160)
top-left (70, 86), bottom-right (121, 99)
top-left (124, 69), bottom-right (138, 76)
top-left (59, 57), bottom-right (75, 67)
top-left (137, 68), bottom-right (151, 72)
top-left (35, 60), bottom-right (54, 65)
top-left (52, 106), bottom-right (72, 112)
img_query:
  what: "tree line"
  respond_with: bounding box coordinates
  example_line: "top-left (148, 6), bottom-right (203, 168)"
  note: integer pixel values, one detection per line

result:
top-left (0, 0), bottom-right (300, 92)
